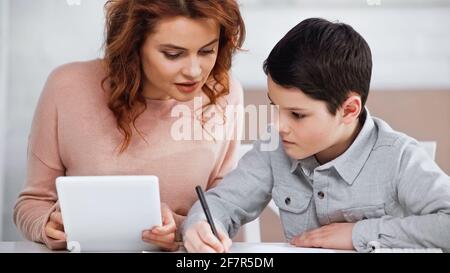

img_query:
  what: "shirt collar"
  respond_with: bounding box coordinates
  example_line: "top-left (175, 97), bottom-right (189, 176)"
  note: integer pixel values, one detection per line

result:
top-left (290, 108), bottom-right (377, 185)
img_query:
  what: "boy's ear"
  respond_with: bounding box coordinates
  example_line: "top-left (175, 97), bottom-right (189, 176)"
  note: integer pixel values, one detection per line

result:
top-left (340, 93), bottom-right (362, 125)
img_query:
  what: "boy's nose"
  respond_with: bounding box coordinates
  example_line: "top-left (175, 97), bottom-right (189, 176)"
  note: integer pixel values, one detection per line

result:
top-left (277, 122), bottom-right (291, 135)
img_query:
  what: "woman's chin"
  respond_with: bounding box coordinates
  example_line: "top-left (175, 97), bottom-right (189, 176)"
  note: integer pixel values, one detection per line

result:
top-left (172, 90), bottom-right (202, 102)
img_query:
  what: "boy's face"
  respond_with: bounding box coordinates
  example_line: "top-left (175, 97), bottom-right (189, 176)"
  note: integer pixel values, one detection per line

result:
top-left (267, 77), bottom-right (345, 160)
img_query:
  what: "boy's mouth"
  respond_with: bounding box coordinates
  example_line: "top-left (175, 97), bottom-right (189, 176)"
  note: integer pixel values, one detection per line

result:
top-left (282, 139), bottom-right (296, 145)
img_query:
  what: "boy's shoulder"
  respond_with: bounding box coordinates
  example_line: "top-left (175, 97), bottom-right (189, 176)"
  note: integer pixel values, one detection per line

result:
top-left (372, 116), bottom-right (422, 155)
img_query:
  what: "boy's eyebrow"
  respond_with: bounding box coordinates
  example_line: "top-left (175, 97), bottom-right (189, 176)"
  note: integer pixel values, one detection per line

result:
top-left (159, 38), bottom-right (219, 50)
top-left (267, 94), bottom-right (308, 111)
top-left (286, 107), bottom-right (308, 111)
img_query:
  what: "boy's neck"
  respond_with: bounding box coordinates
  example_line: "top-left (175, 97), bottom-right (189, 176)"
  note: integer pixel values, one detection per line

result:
top-left (315, 119), bottom-right (363, 165)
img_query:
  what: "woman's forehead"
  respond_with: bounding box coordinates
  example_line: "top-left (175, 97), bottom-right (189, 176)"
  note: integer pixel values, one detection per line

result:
top-left (149, 16), bottom-right (220, 47)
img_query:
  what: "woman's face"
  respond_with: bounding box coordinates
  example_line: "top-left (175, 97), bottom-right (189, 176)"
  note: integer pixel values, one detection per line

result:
top-left (140, 16), bottom-right (220, 101)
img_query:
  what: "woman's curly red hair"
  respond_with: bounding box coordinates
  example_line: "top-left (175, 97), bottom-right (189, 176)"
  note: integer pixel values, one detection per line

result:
top-left (101, 0), bottom-right (245, 152)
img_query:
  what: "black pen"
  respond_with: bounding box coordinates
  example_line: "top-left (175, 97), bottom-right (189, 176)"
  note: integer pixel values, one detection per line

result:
top-left (195, 185), bottom-right (219, 238)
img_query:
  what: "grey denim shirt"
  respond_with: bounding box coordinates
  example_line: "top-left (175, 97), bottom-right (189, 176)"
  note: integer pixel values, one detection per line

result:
top-left (182, 111), bottom-right (450, 252)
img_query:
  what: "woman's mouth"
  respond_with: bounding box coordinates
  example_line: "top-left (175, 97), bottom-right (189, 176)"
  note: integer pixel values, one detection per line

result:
top-left (175, 82), bottom-right (200, 94)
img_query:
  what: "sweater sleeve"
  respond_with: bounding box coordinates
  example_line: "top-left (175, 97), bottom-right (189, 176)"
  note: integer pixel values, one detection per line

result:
top-left (352, 140), bottom-right (450, 252)
top-left (13, 67), bottom-right (67, 250)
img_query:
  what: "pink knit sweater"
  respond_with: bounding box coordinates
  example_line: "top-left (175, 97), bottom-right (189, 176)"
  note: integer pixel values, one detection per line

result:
top-left (13, 59), bottom-right (243, 249)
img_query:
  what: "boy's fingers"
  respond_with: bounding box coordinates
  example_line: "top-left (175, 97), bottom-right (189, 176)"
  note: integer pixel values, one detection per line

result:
top-left (291, 232), bottom-right (310, 247)
top-left (218, 229), bottom-right (232, 252)
top-left (198, 223), bottom-right (224, 253)
top-left (184, 223), bottom-right (221, 253)
top-left (184, 228), bottom-right (206, 252)
top-left (193, 235), bottom-right (218, 253)
top-left (292, 232), bottom-right (321, 248)
top-left (183, 229), bottom-right (199, 252)
top-left (290, 234), bottom-right (305, 246)
top-left (184, 240), bottom-right (194, 253)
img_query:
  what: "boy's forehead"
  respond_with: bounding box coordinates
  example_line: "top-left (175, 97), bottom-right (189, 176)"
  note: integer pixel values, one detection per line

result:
top-left (267, 79), bottom-right (317, 109)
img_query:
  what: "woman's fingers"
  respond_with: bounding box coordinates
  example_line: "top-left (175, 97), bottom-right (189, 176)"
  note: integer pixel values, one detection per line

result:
top-left (142, 237), bottom-right (180, 252)
top-left (142, 230), bottom-right (175, 244)
top-left (142, 204), bottom-right (180, 251)
top-left (50, 211), bottom-right (64, 227)
top-left (161, 204), bottom-right (174, 224)
top-left (45, 222), bottom-right (66, 240)
top-left (152, 221), bottom-right (176, 235)
top-left (151, 203), bottom-right (177, 235)
top-left (142, 225), bottom-right (179, 252)
top-left (45, 211), bottom-right (66, 240)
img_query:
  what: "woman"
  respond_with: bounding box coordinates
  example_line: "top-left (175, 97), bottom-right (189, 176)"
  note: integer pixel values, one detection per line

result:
top-left (13, 0), bottom-right (245, 251)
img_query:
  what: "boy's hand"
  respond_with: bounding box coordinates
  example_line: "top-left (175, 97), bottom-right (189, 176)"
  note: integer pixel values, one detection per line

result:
top-left (290, 223), bottom-right (355, 250)
top-left (142, 203), bottom-right (179, 252)
top-left (184, 220), bottom-right (232, 253)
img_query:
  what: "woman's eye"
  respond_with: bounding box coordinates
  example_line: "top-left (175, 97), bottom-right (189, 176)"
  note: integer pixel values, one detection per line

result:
top-left (163, 52), bottom-right (182, 59)
top-left (199, 49), bottom-right (215, 55)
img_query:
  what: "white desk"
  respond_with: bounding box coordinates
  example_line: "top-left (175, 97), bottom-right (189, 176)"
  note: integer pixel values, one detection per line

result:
top-left (228, 243), bottom-right (354, 253)
top-left (0, 242), bottom-right (354, 253)
top-left (0, 242), bottom-right (64, 253)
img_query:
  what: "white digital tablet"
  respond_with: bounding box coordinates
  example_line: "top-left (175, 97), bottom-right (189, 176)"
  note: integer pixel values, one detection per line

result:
top-left (56, 176), bottom-right (162, 252)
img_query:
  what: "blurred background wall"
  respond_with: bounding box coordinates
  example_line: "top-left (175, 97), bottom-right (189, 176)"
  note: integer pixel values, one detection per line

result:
top-left (0, 0), bottom-right (9, 240)
top-left (0, 0), bottom-right (449, 242)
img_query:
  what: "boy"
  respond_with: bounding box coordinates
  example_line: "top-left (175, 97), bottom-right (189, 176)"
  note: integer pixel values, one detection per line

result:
top-left (181, 18), bottom-right (450, 252)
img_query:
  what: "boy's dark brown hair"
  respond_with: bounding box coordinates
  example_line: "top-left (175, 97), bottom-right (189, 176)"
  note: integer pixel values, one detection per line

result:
top-left (263, 18), bottom-right (372, 118)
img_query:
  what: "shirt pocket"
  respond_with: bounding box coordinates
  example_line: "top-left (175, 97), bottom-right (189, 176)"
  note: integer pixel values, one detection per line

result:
top-left (272, 186), bottom-right (312, 239)
top-left (341, 204), bottom-right (386, 222)
top-left (272, 186), bottom-right (311, 213)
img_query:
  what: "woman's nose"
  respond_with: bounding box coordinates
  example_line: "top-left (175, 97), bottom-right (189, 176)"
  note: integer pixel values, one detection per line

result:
top-left (182, 57), bottom-right (202, 79)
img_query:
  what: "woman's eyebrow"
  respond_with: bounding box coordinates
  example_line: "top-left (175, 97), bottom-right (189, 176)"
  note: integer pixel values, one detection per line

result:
top-left (159, 38), bottom-right (219, 50)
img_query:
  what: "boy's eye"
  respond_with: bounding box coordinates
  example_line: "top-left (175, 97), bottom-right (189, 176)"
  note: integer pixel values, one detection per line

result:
top-left (291, 112), bottom-right (305, 119)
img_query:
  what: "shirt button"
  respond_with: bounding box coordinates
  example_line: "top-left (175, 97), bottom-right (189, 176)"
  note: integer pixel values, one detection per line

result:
top-left (317, 191), bottom-right (325, 199)
top-left (285, 197), bottom-right (291, 205)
